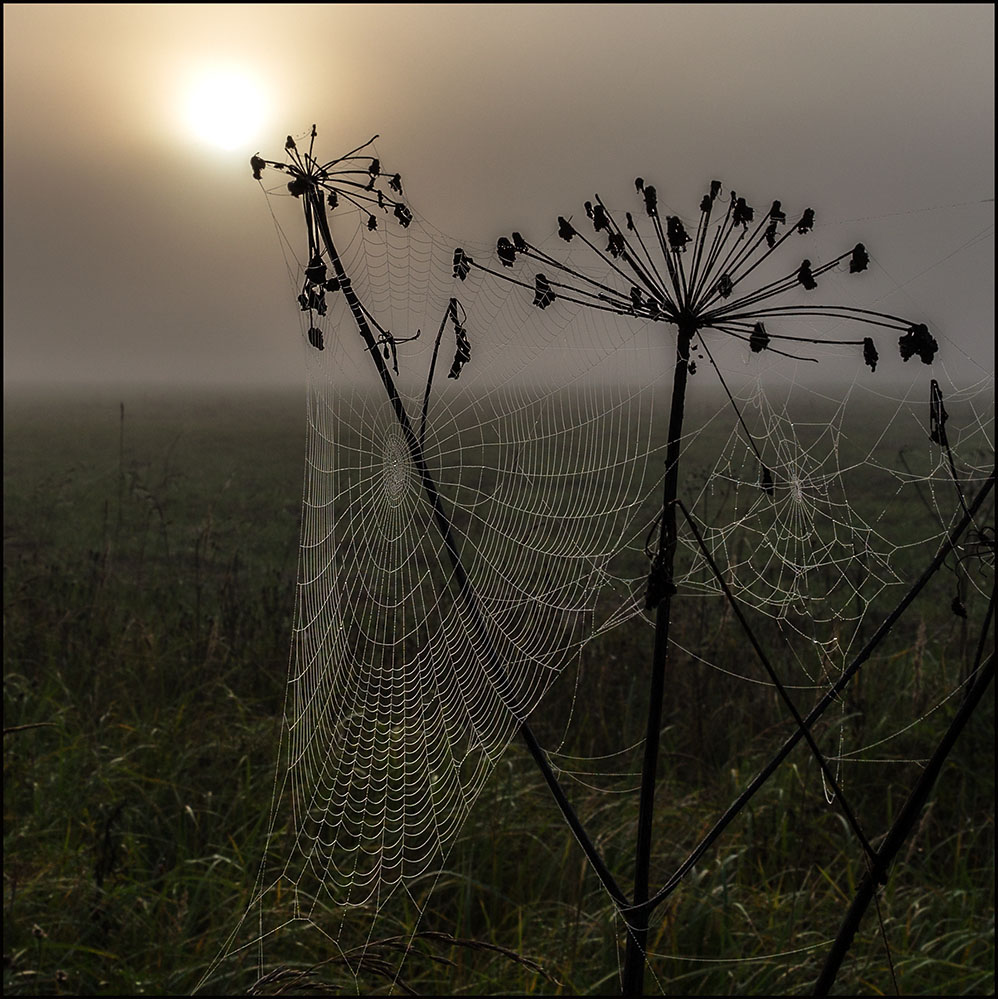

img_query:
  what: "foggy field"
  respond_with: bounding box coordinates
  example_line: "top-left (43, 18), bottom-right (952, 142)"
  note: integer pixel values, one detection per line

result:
top-left (3, 2), bottom-right (993, 994)
top-left (4, 388), bottom-right (994, 995)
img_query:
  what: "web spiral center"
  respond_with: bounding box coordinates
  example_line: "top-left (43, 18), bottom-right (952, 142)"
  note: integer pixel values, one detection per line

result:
top-left (381, 427), bottom-right (412, 507)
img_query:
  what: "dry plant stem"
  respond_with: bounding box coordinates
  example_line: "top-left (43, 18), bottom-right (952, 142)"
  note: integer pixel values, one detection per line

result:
top-left (3, 722), bottom-right (58, 737)
top-left (419, 299), bottom-right (456, 449)
top-left (621, 325), bottom-right (694, 998)
top-left (637, 468), bottom-right (995, 917)
top-left (813, 649), bottom-right (996, 997)
top-left (676, 499), bottom-right (875, 861)
top-left (309, 190), bottom-right (628, 909)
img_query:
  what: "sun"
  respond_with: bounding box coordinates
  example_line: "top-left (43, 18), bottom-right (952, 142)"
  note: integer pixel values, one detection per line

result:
top-left (183, 66), bottom-right (268, 151)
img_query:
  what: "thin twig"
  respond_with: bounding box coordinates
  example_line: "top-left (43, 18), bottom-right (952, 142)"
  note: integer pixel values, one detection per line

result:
top-left (635, 469), bottom-right (994, 918)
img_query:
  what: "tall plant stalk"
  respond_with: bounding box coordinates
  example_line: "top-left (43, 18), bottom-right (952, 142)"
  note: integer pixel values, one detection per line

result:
top-left (467, 174), bottom-right (959, 994)
top-left (622, 324), bottom-right (693, 995)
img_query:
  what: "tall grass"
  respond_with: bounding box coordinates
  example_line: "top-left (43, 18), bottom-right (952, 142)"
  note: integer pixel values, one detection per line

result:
top-left (4, 389), bottom-right (993, 995)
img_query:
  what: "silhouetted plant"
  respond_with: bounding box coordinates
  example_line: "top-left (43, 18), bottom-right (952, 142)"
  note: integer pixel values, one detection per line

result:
top-left (459, 177), bottom-right (985, 996)
top-left (244, 135), bottom-right (993, 998)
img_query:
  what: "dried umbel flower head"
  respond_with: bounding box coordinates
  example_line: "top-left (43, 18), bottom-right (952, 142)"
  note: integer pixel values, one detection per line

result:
top-left (461, 178), bottom-right (937, 371)
top-left (251, 127), bottom-right (416, 351)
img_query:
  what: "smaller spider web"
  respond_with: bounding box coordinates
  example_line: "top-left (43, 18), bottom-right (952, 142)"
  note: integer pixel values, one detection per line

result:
top-left (536, 359), bottom-right (992, 869)
top-left (682, 383), bottom-right (903, 629)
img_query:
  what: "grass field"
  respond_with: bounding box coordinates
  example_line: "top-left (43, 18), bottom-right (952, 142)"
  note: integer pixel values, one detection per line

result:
top-left (4, 386), bottom-right (994, 995)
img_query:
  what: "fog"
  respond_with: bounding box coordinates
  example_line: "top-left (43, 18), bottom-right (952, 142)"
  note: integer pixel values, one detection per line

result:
top-left (3, 4), bottom-right (993, 391)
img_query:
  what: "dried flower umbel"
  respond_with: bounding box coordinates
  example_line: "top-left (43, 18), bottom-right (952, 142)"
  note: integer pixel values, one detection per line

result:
top-left (251, 127), bottom-right (418, 369)
top-left (458, 180), bottom-right (937, 370)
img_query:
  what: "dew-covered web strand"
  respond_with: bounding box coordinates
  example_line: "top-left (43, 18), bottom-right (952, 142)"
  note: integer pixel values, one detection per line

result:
top-left (472, 184), bottom-right (992, 991)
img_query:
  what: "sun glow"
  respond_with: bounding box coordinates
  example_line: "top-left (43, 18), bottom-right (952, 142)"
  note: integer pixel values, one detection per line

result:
top-left (183, 66), bottom-right (268, 151)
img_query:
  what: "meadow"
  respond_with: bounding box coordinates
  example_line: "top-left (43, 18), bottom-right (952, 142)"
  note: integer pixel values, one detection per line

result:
top-left (3, 386), bottom-right (993, 995)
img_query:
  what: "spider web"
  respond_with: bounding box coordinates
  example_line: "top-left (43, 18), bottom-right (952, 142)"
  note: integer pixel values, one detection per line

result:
top-left (687, 384), bottom-right (912, 629)
top-left (206, 158), bottom-right (994, 991)
top-left (260, 202), bottom-right (681, 914)
top-left (688, 374), bottom-right (994, 625)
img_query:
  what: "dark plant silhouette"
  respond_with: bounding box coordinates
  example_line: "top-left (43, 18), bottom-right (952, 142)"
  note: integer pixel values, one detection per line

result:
top-left (460, 181), bottom-right (937, 375)
top-left (459, 178), bottom-right (975, 996)
top-left (251, 127), bottom-right (419, 371)
top-left (247, 136), bottom-right (993, 997)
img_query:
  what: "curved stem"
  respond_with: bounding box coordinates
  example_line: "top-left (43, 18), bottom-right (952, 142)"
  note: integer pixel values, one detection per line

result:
top-left (420, 299), bottom-right (456, 449)
top-left (309, 189), bottom-right (628, 909)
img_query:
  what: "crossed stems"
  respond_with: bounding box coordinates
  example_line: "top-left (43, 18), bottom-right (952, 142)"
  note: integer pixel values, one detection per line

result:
top-left (456, 180), bottom-right (948, 994)
top-left (262, 144), bottom-right (985, 995)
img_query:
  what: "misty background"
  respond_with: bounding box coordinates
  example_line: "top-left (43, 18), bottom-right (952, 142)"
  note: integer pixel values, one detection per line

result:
top-left (3, 4), bottom-right (994, 391)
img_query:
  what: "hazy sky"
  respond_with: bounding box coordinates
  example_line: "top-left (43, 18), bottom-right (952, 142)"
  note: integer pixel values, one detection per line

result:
top-left (3, 4), bottom-right (994, 388)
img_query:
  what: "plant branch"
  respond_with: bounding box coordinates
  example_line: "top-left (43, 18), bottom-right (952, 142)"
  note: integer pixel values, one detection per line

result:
top-left (813, 651), bottom-right (995, 996)
top-left (634, 469), bottom-right (994, 918)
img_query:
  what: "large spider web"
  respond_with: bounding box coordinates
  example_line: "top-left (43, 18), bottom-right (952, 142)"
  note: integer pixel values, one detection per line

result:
top-left (271, 205), bottom-right (679, 909)
top-left (209, 158), bottom-right (994, 989)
